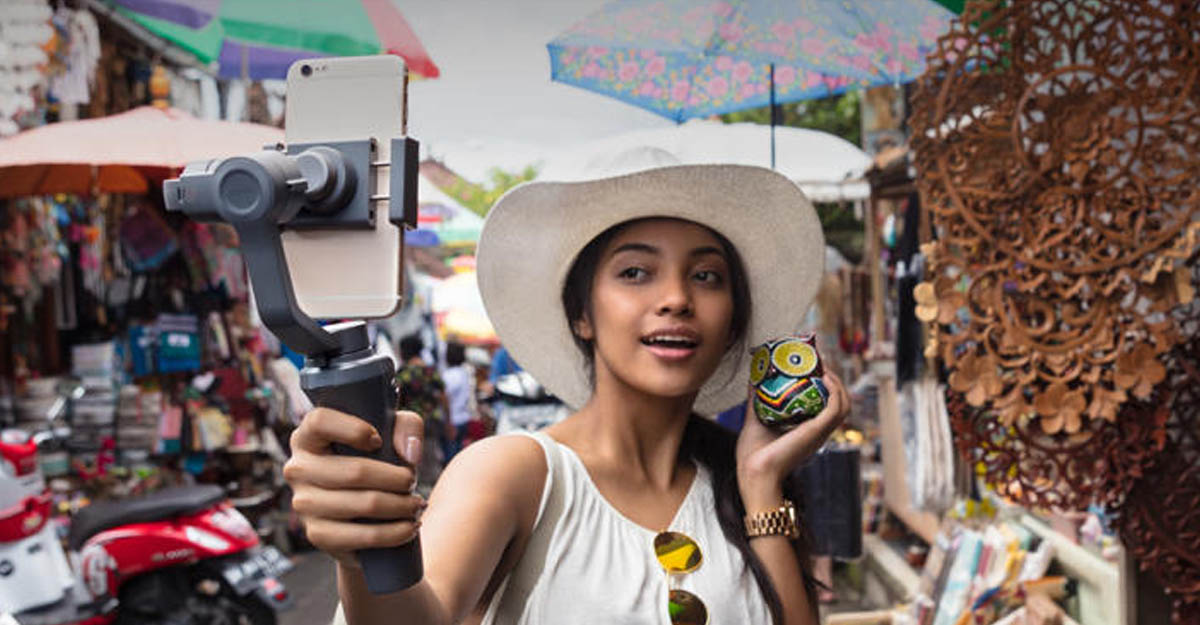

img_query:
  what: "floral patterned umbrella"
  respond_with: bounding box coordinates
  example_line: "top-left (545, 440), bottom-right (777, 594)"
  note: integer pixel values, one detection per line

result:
top-left (549, 0), bottom-right (953, 161)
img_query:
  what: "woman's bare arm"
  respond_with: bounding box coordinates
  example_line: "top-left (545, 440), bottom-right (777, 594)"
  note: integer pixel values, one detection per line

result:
top-left (287, 409), bottom-right (545, 625)
top-left (740, 481), bottom-right (817, 625)
top-left (735, 373), bottom-right (850, 625)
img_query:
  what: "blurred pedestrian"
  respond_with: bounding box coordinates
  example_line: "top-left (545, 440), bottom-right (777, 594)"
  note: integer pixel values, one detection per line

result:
top-left (488, 345), bottom-right (522, 384)
top-left (396, 334), bottom-right (450, 493)
top-left (441, 340), bottom-right (475, 460)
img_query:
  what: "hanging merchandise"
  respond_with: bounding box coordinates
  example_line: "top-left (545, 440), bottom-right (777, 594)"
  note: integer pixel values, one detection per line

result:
top-left (0, 0), bottom-right (54, 136)
top-left (908, 0), bottom-right (1199, 502)
top-left (78, 198), bottom-right (108, 300)
top-left (47, 7), bottom-right (100, 107)
top-left (908, 375), bottom-right (958, 515)
top-left (839, 268), bottom-right (871, 356)
top-left (156, 402), bottom-right (183, 454)
top-left (118, 201), bottom-right (178, 272)
top-left (893, 194), bottom-right (926, 386)
top-left (126, 322), bottom-right (156, 377)
top-left (1100, 265), bottom-right (1200, 623)
top-left (0, 197), bottom-right (65, 309)
top-left (155, 313), bottom-right (201, 373)
top-left (183, 222), bottom-right (247, 299)
top-left (793, 446), bottom-right (863, 560)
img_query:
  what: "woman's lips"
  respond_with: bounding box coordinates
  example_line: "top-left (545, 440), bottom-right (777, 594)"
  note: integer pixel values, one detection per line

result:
top-left (643, 342), bottom-right (698, 361)
top-left (640, 328), bottom-right (702, 362)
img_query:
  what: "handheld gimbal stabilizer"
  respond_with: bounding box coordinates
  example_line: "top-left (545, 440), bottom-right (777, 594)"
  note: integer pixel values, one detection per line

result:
top-left (164, 136), bottom-right (423, 595)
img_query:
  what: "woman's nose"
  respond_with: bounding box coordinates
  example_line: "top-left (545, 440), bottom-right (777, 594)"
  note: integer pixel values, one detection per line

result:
top-left (656, 277), bottom-right (692, 315)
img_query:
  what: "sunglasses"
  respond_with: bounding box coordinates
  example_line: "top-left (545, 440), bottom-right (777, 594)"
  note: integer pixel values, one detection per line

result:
top-left (654, 530), bottom-right (709, 625)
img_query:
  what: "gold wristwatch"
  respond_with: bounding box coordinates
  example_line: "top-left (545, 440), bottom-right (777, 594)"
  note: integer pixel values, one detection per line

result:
top-left (744, 499), bottom-right (800, 539)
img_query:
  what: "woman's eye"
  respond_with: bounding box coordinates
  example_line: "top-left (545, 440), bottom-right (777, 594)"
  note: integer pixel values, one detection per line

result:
top-left (619, 267), bottom-right (648, 281)
top-left (694, 270), bottom-right (724, 284)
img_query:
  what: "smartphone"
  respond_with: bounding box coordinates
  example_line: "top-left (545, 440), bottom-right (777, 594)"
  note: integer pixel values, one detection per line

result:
top-left (282, 55), bottom-right (406, 319)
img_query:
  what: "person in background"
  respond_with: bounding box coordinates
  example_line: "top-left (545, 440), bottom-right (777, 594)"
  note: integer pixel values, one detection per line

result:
top-left (488, 345), bottom-right (523, 384)
top-left (441, 340), bottom-right (475, 460)
top-left (397, 334), bottom-right (450, 494)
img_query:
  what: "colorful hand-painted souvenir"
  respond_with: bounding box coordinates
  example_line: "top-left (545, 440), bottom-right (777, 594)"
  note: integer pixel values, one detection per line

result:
top-left (749, 334), bottom-right (828, 430)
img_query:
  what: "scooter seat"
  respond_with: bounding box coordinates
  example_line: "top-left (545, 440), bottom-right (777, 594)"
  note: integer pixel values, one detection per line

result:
top-left (68, 485), bottom-right (227, 550)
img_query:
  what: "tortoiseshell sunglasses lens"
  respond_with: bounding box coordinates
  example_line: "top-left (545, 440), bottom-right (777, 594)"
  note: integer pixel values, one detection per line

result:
top-left (667, 589), bottom-right (708, 625)
top-left (654, 531), bottom-right (708, 624)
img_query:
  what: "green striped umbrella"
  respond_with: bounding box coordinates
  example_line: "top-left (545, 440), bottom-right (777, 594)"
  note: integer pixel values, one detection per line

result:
top-left (108, 0), bottom-right (439, 79)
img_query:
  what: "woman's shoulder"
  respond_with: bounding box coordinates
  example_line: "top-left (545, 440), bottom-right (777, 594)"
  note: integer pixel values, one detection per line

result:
top-left (452, 433), bottom-right (548, 473)
top-left (432, 433), bottom-right (549, 523)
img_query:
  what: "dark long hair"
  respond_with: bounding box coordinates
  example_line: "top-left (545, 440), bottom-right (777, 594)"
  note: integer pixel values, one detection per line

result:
top-left (561, 219), bottom-right (819, 623)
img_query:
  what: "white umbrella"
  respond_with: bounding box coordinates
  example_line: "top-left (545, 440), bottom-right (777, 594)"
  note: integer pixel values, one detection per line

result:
top-left (539, 119), bottom-right (870, 202)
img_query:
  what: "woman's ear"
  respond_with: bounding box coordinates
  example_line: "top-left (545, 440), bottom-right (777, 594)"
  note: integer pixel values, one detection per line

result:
top-left (573, 315), bottom-right (595, 341)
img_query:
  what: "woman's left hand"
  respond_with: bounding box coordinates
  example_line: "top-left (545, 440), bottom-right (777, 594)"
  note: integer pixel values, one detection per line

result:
top-left (734, 371), bottom-right (850, 508)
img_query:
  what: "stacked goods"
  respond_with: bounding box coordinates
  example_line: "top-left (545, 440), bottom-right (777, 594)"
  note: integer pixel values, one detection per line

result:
top-left (13, 376), bottom-right (59, 433)
top-left (69, 341), bottom-right (116, 452)
top-left (115, 385), bottom-right (159, 455)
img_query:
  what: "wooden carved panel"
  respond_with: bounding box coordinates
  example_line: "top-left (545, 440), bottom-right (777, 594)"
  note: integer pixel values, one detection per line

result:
top-left (910, 0), bottom-right (1200, 433)
top-left (910, 2), bottom-right (1200, 617)
top-left (1106, 280), bottom-right (1200, 623)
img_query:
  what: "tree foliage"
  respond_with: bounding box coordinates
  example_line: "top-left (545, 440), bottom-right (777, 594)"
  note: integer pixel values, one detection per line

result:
top-left (719, 90), bottom-right (862, 147)
top-left (447, 165), bottom-right (540, 216)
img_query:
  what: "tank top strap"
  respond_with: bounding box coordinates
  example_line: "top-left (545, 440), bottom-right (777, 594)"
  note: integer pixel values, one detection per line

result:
top-left (484, 430), bottom-right (570, 624)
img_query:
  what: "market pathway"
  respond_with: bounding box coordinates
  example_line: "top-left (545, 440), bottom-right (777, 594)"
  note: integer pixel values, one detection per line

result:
top-left (281, 551), bottom-right (339, 625)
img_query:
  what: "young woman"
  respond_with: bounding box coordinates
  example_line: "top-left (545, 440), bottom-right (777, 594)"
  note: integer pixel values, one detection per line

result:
top-left (284, 157), bottom-right (849, 625)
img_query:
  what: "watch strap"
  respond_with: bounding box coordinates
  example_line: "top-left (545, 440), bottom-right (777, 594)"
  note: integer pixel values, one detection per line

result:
top-left (744, 498), bottom-right (800, 539)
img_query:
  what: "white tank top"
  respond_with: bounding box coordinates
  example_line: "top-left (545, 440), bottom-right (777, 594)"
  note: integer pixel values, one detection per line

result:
top-left (482, 430), bottom-right (771, 624)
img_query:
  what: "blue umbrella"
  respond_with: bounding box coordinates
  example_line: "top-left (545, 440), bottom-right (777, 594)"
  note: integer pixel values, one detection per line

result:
top-left (549, 0), bottom-right (954, 165)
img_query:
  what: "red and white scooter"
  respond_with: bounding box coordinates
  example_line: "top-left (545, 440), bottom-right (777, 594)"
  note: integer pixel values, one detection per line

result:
top-left (0, 397), bottom-right (292, 625)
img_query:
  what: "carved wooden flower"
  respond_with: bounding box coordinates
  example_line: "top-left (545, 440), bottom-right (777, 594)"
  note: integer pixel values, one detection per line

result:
top-left (993, 385), bottom-right (1033, 427)
top-left (1114, 343), bottom-right (1167, 400)
top-left (1086, 385), bottom-right (1127, 423)
top-left (1035, 383), bottom-right (1086, 434)
top-left (914, 281), bottom-right (939, 323)
top-left (949, 352), bottom-right (1004, 407)
top-left (934, 276), bottom-right (967, 325)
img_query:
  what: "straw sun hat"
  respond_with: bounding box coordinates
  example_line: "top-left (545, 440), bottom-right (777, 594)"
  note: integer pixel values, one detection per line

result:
top-left (476, 149), bottom-right (825, 416)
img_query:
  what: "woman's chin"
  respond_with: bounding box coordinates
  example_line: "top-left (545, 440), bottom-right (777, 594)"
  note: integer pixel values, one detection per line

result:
top-left (622, 374), bottom-right (708, 404)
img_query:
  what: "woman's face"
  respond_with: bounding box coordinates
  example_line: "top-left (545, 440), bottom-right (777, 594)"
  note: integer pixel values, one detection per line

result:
top-left (577, 219), bottom-right (735, 402)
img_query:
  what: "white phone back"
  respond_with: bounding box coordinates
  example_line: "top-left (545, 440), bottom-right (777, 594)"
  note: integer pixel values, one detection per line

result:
top-left (282, 55), bottom-right (406, 319)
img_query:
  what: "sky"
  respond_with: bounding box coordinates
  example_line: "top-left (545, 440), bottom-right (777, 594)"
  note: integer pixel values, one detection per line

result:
top-left (398, 1), bottom-right (673, 182)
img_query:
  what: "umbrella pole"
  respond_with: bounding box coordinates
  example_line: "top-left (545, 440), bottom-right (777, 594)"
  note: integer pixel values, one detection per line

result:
top-left (769, 63), bottom-right (776, 170)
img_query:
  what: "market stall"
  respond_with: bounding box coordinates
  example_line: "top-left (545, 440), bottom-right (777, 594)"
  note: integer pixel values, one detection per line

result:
top-left (830, 2), bottom-right (1200, 624)
top-left (0, 46), bottom-right (310, 560)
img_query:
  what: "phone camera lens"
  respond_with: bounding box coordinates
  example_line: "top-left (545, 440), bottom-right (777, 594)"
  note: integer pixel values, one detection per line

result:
top-left (300, 64), bottom-right (312, 77)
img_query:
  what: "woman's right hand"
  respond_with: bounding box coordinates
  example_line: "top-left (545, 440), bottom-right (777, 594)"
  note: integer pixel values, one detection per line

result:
top-left (283, 408), bottom-right (427, 569)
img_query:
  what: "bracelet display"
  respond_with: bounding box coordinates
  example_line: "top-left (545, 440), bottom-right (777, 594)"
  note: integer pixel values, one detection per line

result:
top-left (744, 498), bottom-right (800, 539)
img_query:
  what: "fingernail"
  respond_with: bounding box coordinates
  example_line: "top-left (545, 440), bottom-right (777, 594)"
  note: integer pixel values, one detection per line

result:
top-left (370, 433), bottom-right (383, 449)
top-left (404, 435), bottom-right (422, 466)
top-left (418, 497), bottom-right (429, 508)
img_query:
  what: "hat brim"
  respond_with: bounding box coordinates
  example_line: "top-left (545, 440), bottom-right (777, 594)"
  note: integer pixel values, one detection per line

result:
top-left (476, 164), bottom-right (825, 415)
